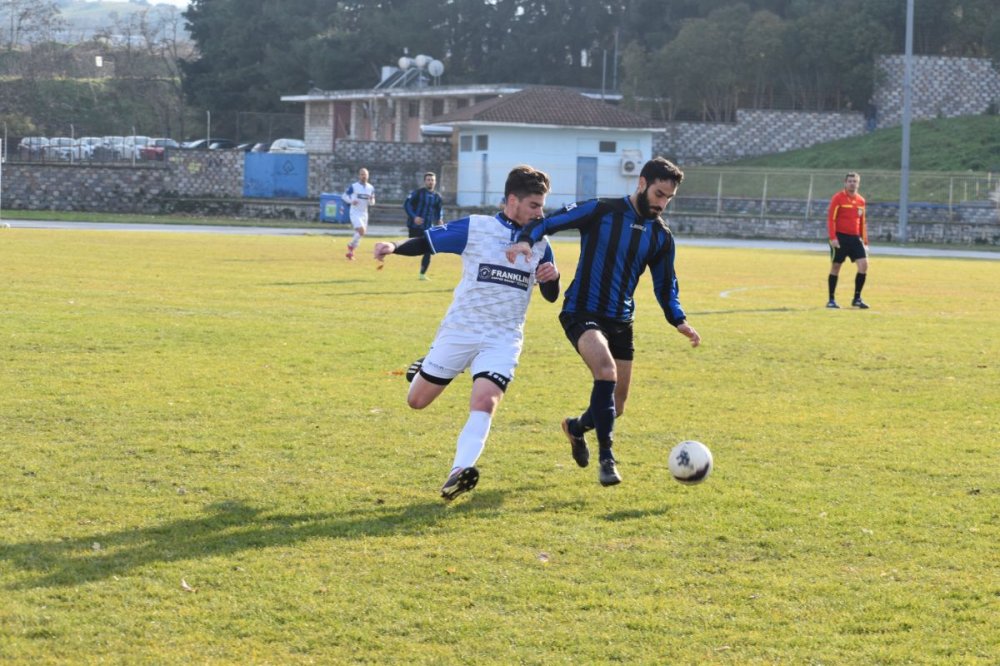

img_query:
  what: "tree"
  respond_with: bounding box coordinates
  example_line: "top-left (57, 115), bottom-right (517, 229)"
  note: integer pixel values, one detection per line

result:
top-left (93, 5), bottom-right (190, 137)
top-left (1, 0), bottom-right (64, 53)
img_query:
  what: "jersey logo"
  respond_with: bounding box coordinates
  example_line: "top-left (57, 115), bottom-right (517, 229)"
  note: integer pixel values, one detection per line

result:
top-left (477, 263), bottom-right (531, 291)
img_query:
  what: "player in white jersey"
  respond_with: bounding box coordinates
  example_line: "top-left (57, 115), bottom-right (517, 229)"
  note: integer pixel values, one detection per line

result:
top-left (374, 166), bottom-right (560, 500)
top-left (344, 167), bottom-right (375, 260)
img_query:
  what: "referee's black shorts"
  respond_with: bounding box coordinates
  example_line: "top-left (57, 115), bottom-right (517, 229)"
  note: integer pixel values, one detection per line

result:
top-left (831, 232), bottom-right (867, 264)
top-left (558, 311), bottom-right (635, 361)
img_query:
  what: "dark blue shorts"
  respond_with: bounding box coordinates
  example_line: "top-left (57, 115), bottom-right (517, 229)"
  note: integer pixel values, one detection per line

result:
top-left (559, 311), bottom-right (635, 361)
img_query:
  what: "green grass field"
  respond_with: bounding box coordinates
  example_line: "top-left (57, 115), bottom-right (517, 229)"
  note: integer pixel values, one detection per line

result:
top-left (1, 229), bottom-right (998, 664)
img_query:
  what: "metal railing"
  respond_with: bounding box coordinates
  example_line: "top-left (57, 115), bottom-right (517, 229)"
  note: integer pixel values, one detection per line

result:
top-left (671, 167), bottom-right (999, 222)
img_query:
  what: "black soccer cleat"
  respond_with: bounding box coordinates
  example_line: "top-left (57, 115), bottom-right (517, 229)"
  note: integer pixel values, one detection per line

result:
top-left (598, 458), bottom-right (621, 487)
top-left (562, 418), bottom-right (590, 468)
top-left (826, 300), bottom-right (840, 309)
top-left (440, 466), bottom-right (479, 501)
top-left (851, 298), bottom-right (870, 309)
top-left (405, 356), bottom-right (425, 383)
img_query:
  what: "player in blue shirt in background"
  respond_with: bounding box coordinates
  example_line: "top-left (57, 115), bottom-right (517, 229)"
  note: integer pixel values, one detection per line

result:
top-left (403, 172), bottom-right (444, 280)
top-left (506, 157), bottom-right (701, 488)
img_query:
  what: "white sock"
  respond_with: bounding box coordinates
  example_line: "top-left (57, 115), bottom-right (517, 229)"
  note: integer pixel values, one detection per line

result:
top-left (349, 232), bottom-right (362, 248)
top-left (452, 410), bottom-right (492, 470)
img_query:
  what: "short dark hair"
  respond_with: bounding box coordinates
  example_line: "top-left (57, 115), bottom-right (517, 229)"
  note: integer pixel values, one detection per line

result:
top-left (640, 157), bottom-right (684, 186)
top-left (845, 171), bottom-right (860, 180)
top-left (424, 171), bottom-right (436, 179)
top-left (504, 165), bottom-right (550, 199)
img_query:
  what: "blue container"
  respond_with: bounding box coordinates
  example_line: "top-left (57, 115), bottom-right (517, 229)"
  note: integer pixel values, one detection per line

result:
top-left (319, 192), bottom-right (350, 223)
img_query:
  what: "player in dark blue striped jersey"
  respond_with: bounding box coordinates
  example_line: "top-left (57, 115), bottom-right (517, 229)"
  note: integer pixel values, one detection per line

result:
top-left (404, 172), bottom-right (444, 280)
top-left (506, 157), bottom-right (701, 487)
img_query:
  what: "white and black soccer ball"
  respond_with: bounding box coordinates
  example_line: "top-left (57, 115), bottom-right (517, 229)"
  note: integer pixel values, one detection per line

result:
top-left (668, 440), bottom-right (713, 485)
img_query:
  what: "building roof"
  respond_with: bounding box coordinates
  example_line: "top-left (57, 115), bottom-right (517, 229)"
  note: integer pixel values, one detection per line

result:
top-left (280, 82), bottom-right (623, 104)
top-left (430, 86), bottom-right (658, 130)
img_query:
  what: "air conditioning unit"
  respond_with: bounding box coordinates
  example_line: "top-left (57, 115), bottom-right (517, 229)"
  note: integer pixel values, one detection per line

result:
top-left (620, 149), bottom-right (642, 176)
top-left (620, 158), bottom-right (639, 176)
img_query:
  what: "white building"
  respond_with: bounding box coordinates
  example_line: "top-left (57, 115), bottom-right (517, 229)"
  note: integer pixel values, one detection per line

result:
top-left (429, 87), bottom-right (662, 208)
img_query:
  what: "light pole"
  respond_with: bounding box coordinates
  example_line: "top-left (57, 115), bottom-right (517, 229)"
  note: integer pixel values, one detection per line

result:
top-left (898, 0), bottom-right (914, 243)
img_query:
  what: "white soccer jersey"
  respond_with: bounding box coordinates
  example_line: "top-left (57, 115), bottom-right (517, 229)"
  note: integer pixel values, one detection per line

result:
top-left (426, 213), bottom-right (555, 339)
top-left (345, 181), bottom-right (375, 223)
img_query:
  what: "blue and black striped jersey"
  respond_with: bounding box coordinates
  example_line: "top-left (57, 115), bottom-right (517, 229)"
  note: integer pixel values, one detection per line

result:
top-left (517, 196), bottom-right (686, 326)
top-left (404, 187), bottom-right (443, 230)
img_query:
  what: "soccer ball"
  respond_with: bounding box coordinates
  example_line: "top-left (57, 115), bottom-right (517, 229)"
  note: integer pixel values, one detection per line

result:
top-left (668, 440), bottom-right (713, 485)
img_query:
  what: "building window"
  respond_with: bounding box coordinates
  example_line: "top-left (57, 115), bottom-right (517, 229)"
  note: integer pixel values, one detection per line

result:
top-left (599, 141), bottom-right (616, 153)
top-left (432, 99), bottom-right (444, 116)
top-left (408, 101), bottom-right (421, 118)
top-left (456, 98), bottom-right (468, 109)
top-left (460, 135), bottom-right (473, 152)
top-left (475, 134), bottom-right (489, 151)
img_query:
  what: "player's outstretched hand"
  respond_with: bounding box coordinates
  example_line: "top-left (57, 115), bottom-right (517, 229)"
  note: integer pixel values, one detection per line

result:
top-left (505, 241), bottom-right (533, 264)
top-left (677, 323), bottom-right (701, 348)
top-left (535, 261), bottom-right (558, 283)
top-left (373, 241), bottom-right (396, 262)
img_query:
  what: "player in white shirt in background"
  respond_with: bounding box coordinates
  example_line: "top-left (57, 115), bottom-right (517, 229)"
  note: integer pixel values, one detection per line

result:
top-left (344, 167), bottom-right (375, 260)
top-left (374, 165), bottom-right (560, 500)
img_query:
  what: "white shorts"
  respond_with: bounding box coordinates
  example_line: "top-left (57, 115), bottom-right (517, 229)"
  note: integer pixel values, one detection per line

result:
top-left (350, 211), bottom-right (368, 229)
top-left (421, 326), bottom-right (523, 384)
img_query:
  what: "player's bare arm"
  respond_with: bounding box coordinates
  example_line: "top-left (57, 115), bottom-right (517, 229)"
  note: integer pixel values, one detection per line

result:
top-left (677, 322), bottom-right (701, 348)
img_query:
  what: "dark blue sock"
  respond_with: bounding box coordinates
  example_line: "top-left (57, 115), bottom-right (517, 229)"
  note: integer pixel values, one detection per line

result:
top-left (420, 253), bottom-right (431, 274)
top-left (590, 379), bottom-right (616, 459)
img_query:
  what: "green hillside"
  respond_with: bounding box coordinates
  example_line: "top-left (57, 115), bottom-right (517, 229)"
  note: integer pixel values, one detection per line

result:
top-left (724, 114), bottom-right (1000, 173)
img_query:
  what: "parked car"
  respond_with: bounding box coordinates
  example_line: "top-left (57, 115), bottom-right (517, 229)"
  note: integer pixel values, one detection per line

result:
top-left (17, 136), bottom-right (48, 159)
top-left (123, 135), bottom-right (152, 159)
top-left (181, 138), bottom-right (234, 150)
top-left (139, 138), bottom-right (180, 161)
top-left (77, 137), bottom-right (104, 159)
top-left (45, 137), bottom-right (80, 160)
top-left (93, 136), bottom-right (127, 161)
top-left (269, 138), bottom-right (306, 153)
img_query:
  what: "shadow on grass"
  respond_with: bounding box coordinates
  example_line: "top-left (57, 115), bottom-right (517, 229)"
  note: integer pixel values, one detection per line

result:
top-left (0, 493), bottom-right (505, 590)
top-left (264, 279), bottom-right (372, 286)
top-left (603, 507), bottom-right (671, 521)
top-left (688, 307), bottom-right (802, 315)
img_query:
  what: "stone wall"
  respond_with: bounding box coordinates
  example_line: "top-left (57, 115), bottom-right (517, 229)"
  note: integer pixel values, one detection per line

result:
top-left (3, 152), bottom-right (241, 213)
top-left (284, 139), bottom-right (451, 201)
top-left (313, 140), bottom-right (453, 201)
top-left (668, 212), bottom-right (1000, 246)
top-left (2, 143), bottom-right (451, 214)
top-left (673, 196), bottom-right (999, 226)
top-left (656, 109), bottom-right (866, 165)
top-left (874, 55), bottom-right (1000, 127)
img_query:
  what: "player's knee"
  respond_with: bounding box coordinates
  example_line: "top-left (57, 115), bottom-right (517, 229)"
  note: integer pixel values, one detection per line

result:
top-left (407, 395), bottom-right (429, 410)
top-left (593, 362), bottom-right (617, 382)
top-left (469, 394), bottom-right (500, 414)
